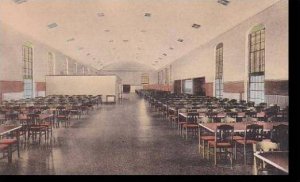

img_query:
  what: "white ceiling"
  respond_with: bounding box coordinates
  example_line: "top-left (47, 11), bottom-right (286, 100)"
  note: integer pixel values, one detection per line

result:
top-left (0, 0), bottom-right (281, 71)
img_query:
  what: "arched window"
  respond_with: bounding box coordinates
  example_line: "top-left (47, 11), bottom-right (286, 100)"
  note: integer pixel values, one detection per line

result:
top-left (48, 52), bottom-right (55, 75)
top-left (74, 63), bottom-right (78, 75)
top-left (141, 73), bottom-right (149, 85)
top-left (23, 42), bottom-right (33, 98)
top-left (82, 66), bottom-right (85, 75)
top-left (165, 68), bottom-right (169, 84)
top-left (64, 58), bottom-right (69, 75)
top-left (169, 65), bottom-right (172, 85)
top-left (215, 43), bottom-right (223, 98)
top-left (248, 24), bottom-right (265, 104)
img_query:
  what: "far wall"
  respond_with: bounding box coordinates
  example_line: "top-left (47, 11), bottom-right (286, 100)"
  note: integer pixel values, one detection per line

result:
top-left (99, 70), bottom-right (155, 93)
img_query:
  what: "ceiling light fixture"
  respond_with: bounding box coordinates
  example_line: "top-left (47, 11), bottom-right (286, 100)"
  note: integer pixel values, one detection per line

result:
top-left (177, 39), bottom-right (184, 42)
top-left (217, 0), bottom-right (230, 6)
top-left (104, 29), bottom-right (110, 32)
top-left (169, 47), bottom-right (174, 50)
top-left (144, 13), bottom-right (151, 17)
top-left (13, 0), bottom-right (27, 4)
top-left (192, 24), bottom-right (201, 29)
top-left (163, 53), bottom-right (167, 56)
top-left (47, 23), bottom-right (58, 29)
top-left (97, 12), bottom-right (105, 17)
top-left (67, 38), bottom-right (75, 42)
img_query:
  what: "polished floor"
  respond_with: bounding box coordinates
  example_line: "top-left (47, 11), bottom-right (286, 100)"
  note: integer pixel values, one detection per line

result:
top-left (0, 94), bottom-right (253, 175)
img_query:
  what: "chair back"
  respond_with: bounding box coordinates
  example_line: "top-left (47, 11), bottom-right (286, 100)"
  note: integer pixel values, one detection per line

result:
top-left (215, 124), bottom-right (234, 144)
top-left (245, 124), bottom-right (264, 141)
top-left (271, 124), bottom-right (288, 150)
top-left (237, 112), bottom-right (246, 117)
top-left (186, 112), bottom-right (199, 123)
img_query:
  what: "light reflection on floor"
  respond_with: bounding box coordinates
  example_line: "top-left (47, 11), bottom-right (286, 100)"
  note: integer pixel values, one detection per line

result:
top-left (0, 94), bottom-right (257, 175)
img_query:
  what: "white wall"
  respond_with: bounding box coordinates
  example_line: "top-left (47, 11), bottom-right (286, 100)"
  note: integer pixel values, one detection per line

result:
top-left (100, 71), bottom-right (144, 86)
top-left (155, 0), bottom-right (288, 89)
top-left (0, 21), bottom-right (98, 83)
top-left (46, 75), bottom-right (119, 100)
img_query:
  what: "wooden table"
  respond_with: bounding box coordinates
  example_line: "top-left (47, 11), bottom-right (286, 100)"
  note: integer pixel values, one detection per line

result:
top-left (197, 121), bottom-right (288, 160)
top-left (198, 121), bottom-right (288, 133)
top-left (0, 125), bottom-right (22, 163)
top-left (0, 125), bottom-right (22, 136)
top-left (254, 151), bottom-right (288, 174)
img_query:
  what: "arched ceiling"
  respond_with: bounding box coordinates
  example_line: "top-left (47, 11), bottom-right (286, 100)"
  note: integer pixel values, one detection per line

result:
top-left (0, 0), bottom-right (281, 71)
top-left (102, 61), bottom-right (154, 72)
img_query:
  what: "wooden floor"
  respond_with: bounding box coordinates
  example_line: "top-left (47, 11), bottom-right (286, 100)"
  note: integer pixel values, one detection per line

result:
top-left (0, 94), bottom-right (253, 175)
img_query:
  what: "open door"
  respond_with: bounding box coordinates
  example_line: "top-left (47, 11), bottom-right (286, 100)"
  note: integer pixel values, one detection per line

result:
top-left (123, 84), bottom-right (131, 93)
top-left (193, 77), bottom-right (206, 96)
top-left (173, 80), bottom-right (182, 94)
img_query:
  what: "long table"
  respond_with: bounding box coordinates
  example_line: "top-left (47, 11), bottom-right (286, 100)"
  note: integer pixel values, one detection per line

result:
top-left (254, 151), bottom-right (288, 174)
top-left (197, 121), bottom-right (288, 162)
top-left (0, 125), bottom-right (22, 136)
top-left (0, 125), bottom-right (22, 163)
top-left (198, 121), bottom-right (288, 133)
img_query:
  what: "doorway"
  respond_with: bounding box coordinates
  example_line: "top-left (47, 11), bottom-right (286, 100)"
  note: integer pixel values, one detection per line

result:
top-left (193, 77), bottom-right (206, 96)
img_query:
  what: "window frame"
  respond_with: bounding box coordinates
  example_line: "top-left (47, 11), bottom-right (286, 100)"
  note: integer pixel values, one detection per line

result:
top-left (248, 26), bottom-right (265, 104)
top-left (215, 43), bottom-right (223, 98)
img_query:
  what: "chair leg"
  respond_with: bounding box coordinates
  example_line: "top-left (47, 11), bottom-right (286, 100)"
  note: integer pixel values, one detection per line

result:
top-left (230, 148), bottom-right (233, 169)
top-left (244, 144), bottom-right (246, 165)
top-left (202, 140), bottom-right (205, 159)
top-left (17, 142), bottom-right (20, 158)
top-left (185, 127), bottom-right (188, 140)
top-left (44, 130), bottom-right (47, 142)
top-left (8, 145), bottom-right (12, 163)
top-left (214, 146), bottom-right (217, 166)
top-left (207, 143), bottom-right (210, 160)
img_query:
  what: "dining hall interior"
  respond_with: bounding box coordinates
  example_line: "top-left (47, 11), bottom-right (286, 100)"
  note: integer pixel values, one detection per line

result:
top-left (0, 0), bottom-right (291, 175)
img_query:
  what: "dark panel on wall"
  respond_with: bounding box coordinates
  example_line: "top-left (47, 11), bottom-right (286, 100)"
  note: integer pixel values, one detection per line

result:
top-left (224, 81), bottom-right (244, 93)
top-left (193, 77), bottom-right (206, 96)
top-left (123, 84), bottom-right (131, 93)
top-left (204, 82), bottom-right (213, 97)
top-left (0, 81), bottom-right (23, 93)
top-left (0, 81), bottom-right (24, 101)
top-left (265, 80), bottom-right (288, 96)
top-left (36, 82), bottom-right (46, 92)
top-left (173, 80), bottom-right (181, 94)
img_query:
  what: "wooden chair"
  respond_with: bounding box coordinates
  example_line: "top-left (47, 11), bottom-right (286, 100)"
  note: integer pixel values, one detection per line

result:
top-left (198, 121), bottom-right (214, 158)
top-left (0, 144), bottom-right (10, 162)
top-left (182, 112), bottom-right (199, 140)
top-left (0, 113), bottom-right (6, 124)
top-left (27, 113), bottom-right (48, 144)
top-left (56, 106), bottom-right (70, 128)
top-left (207, 124), bottom-right (235, 168)
top-left (177, 108), bottom-right (187, 135)
top-left (0, 129), bottom-right (20, 162)
top-left (234, 124), bottom-right (264, 165)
